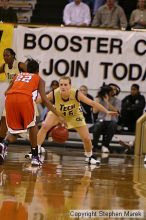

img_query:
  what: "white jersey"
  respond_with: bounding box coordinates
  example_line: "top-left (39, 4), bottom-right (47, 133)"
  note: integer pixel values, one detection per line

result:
top-left (4, 60), bottom-right (20, 84)
top-left (0, 60), bottom-right (21, 118)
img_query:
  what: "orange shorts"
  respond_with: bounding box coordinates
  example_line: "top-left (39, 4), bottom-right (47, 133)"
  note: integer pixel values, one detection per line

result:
top-left (5, 93), bottom-right (36, 134)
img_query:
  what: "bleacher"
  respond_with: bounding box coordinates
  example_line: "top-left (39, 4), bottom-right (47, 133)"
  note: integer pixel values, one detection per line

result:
top-left (62, 125), bottom-right (135, 151)
top-left (0, 0), bottom-right (138, 26)
top-left (0, 0), bottom-right (36, 23)
top-left (16, 123), bottom-right (135, 153)
top-left (31, 0), bottom-right (67, 25)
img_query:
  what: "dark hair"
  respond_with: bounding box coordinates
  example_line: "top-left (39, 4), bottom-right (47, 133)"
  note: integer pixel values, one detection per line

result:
top-left (97, 85), bottom-right (113, 99)
top-left (27, 59), bottom-right (39, 73)
top-left (131, 83), bottom-right (139, 90)
top-left (4, 48), bottom-right (16, 59)
top-left (50, 80), bottom-right (59, 87)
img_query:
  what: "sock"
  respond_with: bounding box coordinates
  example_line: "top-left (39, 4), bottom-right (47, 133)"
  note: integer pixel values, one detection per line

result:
top-left (38, 145), bottom-right (41, 149)
top-left (85, 151), bottom-right (92, 158)
top-left (31, 146), bottom-right (38, 157)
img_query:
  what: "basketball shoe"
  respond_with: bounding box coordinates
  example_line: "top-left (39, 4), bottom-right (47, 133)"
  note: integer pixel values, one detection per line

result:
top-left (0, 143), bottom-right (7, 164)
top-left (25, 146), bottom-right (46, 159)
top-left (31, 155), bottom-right (44, 166)
top-left (85, 155), bottom-right (100, 165)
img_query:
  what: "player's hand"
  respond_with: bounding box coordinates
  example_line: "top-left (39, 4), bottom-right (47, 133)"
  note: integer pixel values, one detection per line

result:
top-left (58, 116), bottom-right (67, 128)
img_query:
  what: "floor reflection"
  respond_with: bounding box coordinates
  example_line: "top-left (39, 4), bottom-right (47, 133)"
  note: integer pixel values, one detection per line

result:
top-left (0, 146), bottom-right (146, 220)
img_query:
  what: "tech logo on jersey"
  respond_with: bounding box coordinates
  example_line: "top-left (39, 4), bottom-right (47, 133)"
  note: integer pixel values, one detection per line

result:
top-left (60, 103), bottom-right (75, 116)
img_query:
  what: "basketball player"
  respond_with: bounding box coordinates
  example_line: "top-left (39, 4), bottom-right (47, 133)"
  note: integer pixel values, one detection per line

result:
top-left (37, 76), bottom-right (118, 165)
top-left (0, 59), bottom-right (64, 166)
top-left (0, 48), bottom-right (27, 142)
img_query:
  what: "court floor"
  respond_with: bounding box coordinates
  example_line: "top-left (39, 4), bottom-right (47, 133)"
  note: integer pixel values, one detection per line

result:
top-left (0, 144), bottom-right (146, 220)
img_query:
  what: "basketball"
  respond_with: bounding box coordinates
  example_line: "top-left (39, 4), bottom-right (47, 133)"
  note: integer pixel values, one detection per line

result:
top-left (51, 125), bottom-right (69, 143)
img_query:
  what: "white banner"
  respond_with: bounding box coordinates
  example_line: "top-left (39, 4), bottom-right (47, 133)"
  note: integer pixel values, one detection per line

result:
top-left (13, 26), bottom-right (146, 93)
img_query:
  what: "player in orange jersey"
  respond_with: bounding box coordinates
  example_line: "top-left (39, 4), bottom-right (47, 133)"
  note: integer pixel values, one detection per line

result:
top-left (0, 59), bottom-right (64, 166)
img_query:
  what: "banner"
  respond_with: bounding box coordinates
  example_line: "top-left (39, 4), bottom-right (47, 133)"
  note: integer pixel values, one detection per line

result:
top-left (0, 23), bottom-right (14, 81)
top-left (13, 26), bottom-right (146, 93)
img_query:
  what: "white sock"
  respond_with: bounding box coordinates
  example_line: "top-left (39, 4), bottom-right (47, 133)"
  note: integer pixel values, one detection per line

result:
top-left (85, 151), bottom-right (92, 157)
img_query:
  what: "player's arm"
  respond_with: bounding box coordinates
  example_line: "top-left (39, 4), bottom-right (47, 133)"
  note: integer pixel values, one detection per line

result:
top-left (38, 78), bottom-right (65, 122)
top-left (92, 97), bottom-right (100, 114)
top-left (78, 91), bottom-right (117, 115)
top-left (46, 91), bottom-right (53, 101)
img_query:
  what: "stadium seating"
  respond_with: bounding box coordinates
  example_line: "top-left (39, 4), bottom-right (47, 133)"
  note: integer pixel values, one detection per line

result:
top-left (0, 0), bottom-right (36, 23)
top-left (31, 0), bottom-right (67, 25)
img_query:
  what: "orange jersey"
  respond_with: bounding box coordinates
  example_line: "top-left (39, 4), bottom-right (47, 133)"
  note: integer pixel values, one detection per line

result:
top-left (7, 72), bottom-right (40, 100)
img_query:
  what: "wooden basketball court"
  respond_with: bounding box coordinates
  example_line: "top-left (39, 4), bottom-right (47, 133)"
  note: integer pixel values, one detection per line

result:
top-left (0, 144), bottom-right (146, 220)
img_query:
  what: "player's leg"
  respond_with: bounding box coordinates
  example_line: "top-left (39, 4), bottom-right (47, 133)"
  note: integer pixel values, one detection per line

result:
top-left (0, 94), bottom-right (18, 163)
top-left (20, 96), bottom-right (42, 166)
top-left (75, 125), bottom-right (100, 165)
top-left (0, 82), bottom-right (8, 142)
top-left (37, 112), bottom-right (59, 146)
top-left (27, 113), bottom-right (59, 165)
top-left (28, 125), bottom-right (44, 166)
top-left (0, 133), bottom-right (17, 164)
top-left (27, 112), bottom-right (59, 164)
top-left (29, 125), bottom-right (38, 149)
top-left (0, 116), bottom-right (7, 142)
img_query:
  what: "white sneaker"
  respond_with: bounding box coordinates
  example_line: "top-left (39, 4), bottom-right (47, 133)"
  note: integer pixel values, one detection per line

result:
top-left (31, 156), bottom-right (43, 166)
top-left (85, 155), bottom-right (100, 165)
top-left (0, 143), bottom-right (7, 164)
top-left (101, 146), bottom-right (109, 153)
top-left (25, 146), bottom-right (46, 159)
top-left (144, 155), bottom-right (146, 164)
top-left (38, 146), bottom-right (46, 154)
